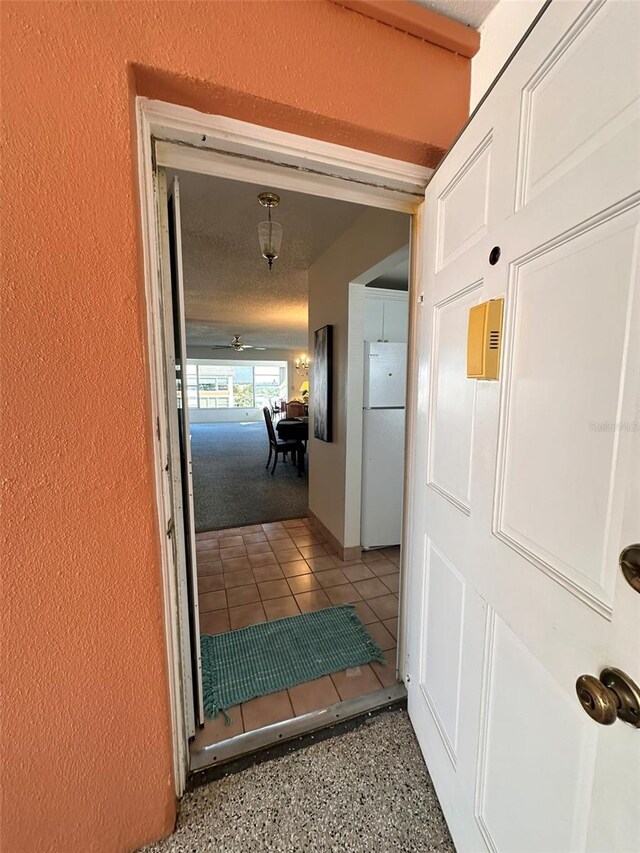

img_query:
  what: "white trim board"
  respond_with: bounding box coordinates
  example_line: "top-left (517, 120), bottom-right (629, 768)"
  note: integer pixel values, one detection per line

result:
top-left (135, 97), bottom-right (430, 794)
top-left (143, 98), bottom-right (431, 214)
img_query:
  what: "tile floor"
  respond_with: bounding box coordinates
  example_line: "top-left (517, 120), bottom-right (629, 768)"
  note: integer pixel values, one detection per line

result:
top-left (194, 517), bottom-right (401, 747)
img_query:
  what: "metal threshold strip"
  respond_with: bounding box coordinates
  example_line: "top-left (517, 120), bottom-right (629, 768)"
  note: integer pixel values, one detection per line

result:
top-left (190, 683), bottom-right (407, 774)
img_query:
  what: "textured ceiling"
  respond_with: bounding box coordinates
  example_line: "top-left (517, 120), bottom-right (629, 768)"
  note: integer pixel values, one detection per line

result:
top-left (411, 0), bottom-right (499, 29)
top-left (170, 170), bottom-right (367, 350)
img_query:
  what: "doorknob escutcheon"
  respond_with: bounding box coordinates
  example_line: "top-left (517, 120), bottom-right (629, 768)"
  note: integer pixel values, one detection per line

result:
top-left (576, 668), bottom-right (640, 727)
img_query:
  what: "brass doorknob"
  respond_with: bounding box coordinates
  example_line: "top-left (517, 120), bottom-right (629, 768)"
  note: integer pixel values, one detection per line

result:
top-left (620, 544), bottom-right (640, 594)
top-left (576, 675), bottom-right (618, 724)
top-left (576, 668), bottom-right (640, 727)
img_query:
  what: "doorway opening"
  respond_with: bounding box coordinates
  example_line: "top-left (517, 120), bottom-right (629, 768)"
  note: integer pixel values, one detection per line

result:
top-left (137, 99), bottom-right (429, 788)
top-left (165, 166), bottom-right (411, 763)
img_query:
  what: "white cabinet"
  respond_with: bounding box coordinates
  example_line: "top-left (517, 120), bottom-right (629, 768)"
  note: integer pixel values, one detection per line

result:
top-left (363, 296), bottom-right (384, 342)
top-left (364, 290), bottom-right (408, 343)
top-left (381, 298), bottom-right (408, 342)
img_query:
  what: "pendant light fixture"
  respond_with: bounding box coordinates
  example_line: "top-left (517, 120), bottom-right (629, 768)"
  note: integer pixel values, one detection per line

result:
top-left (257, 192), bottom-right (283, 270)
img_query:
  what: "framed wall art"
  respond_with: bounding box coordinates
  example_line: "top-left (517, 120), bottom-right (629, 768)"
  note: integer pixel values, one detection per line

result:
top-left (313, 324), bottom-right (333, 442)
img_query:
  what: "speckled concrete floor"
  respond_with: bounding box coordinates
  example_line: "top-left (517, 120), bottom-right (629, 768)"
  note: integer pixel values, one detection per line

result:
top-left (143, 710), bottom-right (454, 853)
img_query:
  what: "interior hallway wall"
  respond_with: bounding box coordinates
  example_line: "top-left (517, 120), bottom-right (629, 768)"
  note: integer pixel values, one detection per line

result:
top-left (1, 2), bottom-right (471, 851)
top-left (308, 208), bottom-right (410, 549)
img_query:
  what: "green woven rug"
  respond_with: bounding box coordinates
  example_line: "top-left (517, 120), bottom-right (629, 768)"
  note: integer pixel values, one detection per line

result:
top-left (200, 605), bottom-right (384, 719)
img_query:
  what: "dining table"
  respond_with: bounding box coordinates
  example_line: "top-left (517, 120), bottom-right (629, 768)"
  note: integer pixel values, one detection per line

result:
top-left (275, 417), bottom-right (308, 476)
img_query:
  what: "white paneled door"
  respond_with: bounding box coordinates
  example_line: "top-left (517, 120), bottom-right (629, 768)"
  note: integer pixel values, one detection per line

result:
top-left (407, 2), bottom-right (640, 851)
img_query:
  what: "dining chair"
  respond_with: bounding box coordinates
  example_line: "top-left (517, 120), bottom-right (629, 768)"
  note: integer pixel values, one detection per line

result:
top-left (270, 398), bottom-right (282, 420)
top-left (262, 407), bottom-right (298, 474)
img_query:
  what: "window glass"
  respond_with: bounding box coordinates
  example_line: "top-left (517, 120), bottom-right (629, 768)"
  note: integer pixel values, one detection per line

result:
top-left (185, 360), bottom-right (287, 410)
top-left (254, 365), bottom-right (287, 409)
top-left (230, 365), bottom-right (254, 408)
top-left (194, 365), bottom-right (233, 408)
top-left (185, 363), bottom-right (198, 409)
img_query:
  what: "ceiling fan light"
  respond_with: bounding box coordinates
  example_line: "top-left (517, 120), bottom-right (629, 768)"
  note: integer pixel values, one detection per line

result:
top-left (258, 220), bottom-right (283, 269)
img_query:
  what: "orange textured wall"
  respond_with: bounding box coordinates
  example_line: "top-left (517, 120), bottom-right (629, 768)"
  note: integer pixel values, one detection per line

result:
top-left (0, 2), bottom-right (470, 851)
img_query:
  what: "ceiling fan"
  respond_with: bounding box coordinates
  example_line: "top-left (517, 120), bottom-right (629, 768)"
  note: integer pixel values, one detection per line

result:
top-left (211, 335), bottom-right (267, 352)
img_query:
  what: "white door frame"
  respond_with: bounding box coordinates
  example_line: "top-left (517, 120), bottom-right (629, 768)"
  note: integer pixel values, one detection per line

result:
top-left (135, 96), bottom-right (433, 794)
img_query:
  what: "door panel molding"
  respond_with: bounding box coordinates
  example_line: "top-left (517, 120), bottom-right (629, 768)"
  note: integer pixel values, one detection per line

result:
top-left (427, 280), bottom-right (482, 515)
top-left (473, 606), bottom-right (497, 853)
top-left (493, 195), bottom-right (640, 618)
top-left (419, 538), bottom-right (466, 767)
top-left (514, 0), bottom-right (640, 210)
top-left (436, 131), bottom-right (493, 272)
top-left (474, 613), bottom-right (596, 853)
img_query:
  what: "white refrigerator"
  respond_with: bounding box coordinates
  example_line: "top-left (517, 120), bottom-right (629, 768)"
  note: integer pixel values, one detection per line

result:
top-left (361, 342), bottom-right (407, 549)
